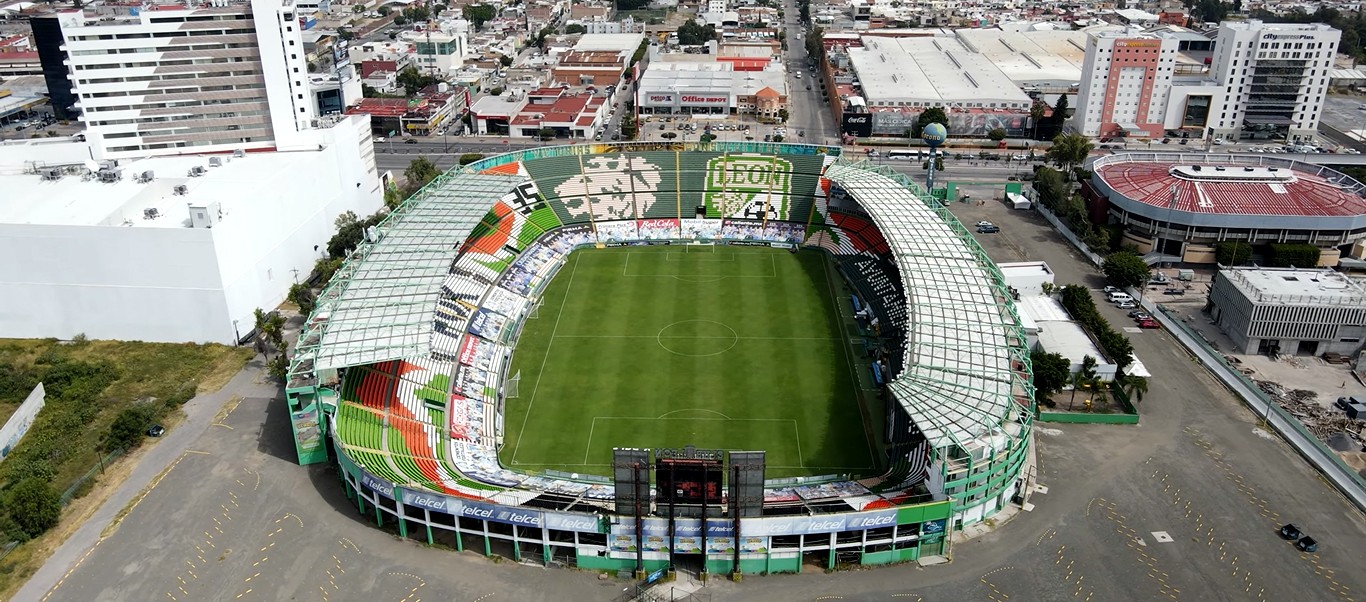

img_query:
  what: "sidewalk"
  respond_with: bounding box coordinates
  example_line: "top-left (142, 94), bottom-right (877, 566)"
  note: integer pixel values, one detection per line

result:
top-left (14, 359), bottom-right (279, 602)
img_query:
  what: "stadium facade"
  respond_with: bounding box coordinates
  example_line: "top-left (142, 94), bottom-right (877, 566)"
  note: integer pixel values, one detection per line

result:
top-left (284, 142), bottom-right (1034, 574)
top-left (1085, 152), bottom-right (1366, 266)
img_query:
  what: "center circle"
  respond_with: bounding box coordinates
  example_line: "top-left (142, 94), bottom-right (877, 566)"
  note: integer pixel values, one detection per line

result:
top-left (656, 320), bottom-right (739, 357)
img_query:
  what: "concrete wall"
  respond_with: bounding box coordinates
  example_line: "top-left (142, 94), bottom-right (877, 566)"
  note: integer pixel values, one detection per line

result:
top-left (214, 116), bottom-right (382, 343)
top-left (0, 222), bottom-right (229, 342)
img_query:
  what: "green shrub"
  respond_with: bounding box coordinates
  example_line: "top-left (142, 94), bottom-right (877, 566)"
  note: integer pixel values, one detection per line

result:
top-left (7, 478), bottom-right (61, 537)
top-left (1214, 241), bottom-right (1253, 266)
top-left (1265, 243), bottom-right (1320, 268)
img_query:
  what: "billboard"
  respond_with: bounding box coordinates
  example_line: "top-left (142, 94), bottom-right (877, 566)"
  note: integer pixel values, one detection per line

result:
top-left (0, 383), bottom-right (45, 461)
top-left (290, 407), bottom-right (324, 456)
top-left (842, 112), bottom-right (873, 138)
top-left (740, 509), bottom-right (898, 536)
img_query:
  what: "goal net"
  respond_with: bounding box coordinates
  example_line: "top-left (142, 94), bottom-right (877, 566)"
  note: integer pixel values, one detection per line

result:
top-left (527, 299), bottom-right (542, 320)
top-left (505, 370), bottom-right (521, 398)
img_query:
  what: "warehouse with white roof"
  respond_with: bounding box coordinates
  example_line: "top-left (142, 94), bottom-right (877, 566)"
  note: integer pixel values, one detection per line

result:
top-left (848, 37), bottom-right (1033, 110)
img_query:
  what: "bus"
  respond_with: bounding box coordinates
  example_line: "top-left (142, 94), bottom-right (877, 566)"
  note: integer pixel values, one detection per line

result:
top-left (885, 149), bottom-right (943, 160)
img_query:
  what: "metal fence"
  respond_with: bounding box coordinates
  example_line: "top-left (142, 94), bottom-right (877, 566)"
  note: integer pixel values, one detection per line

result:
top-left (0, 447), bottom-right (126, 564)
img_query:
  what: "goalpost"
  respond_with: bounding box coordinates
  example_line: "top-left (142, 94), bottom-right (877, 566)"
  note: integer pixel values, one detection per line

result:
top-left (526, 298), bottom-right (543, 320)
top-left (505, 370), bottom-right (521, 398)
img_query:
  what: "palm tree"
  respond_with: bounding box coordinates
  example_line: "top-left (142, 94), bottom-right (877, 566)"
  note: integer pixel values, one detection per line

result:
top-left (1088, 377), bottom-right (1108, 412)
top-left (1119, 374), bottom-right (1149, 405)
top-left (1068, 371), bottom-right (1086, 410)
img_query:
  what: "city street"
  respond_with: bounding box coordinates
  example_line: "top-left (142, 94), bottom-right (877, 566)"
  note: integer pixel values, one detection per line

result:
top-left (781, 0), bottom-right (838, 145)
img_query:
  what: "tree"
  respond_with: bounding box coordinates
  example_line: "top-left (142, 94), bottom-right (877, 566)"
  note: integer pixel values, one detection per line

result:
top-left (1030, 349), bottom-right (1072, 404)
top-left (676, 20), bottom-right (718, 45)
top-left (499, 54), bottom-right (513, 67)
top-left (1265, 243), bottom-right (1320, 268)
top-left (1103, 251), bottom-right (1151, 289)
top-left (337, 27), bottom-right (355, 41)
top-left (1030, 100), bottom-right (1047, 140)
top-left (1046, 132), bottom-right (1093, 174)
top-left (1069, 356), bottom-right (1099, 410)
top-left (988, 128), bottom-right (1007, 142)
top-left (1050, 94), bottom-right (1069, 128)
top-left (565, 23), bottom-right (587, 34)
top-left (404, 156), bottom-right (441, 191)
top-left (288, 283), bottom-right (316, 315)
top-left (776, 108), bottom-right (789, 122)
top-left (463, 4), bottom-right (496, 30)
top-left (911, 106), bottom-right (948, 138)
top-left (377, 5), bottom-right (391, 16)
top-left (458, 152), bottom-right (485, 166)
top-left (1118, 373), bottom-right (1149, 405)
top-left (8, 478), bottom-right (61, 537)
top-left (537, 127), bottom-right (556, 141)
top-left (103, 407), bottom-right (150, 452)
top-left (661, 132), bottom-right (677, 140)
top-left (1214, 241), bottom-right (1253, 266)
top-left (700, 133), bottom-right (716, 143)
top-left (396, 66), bottom-right (438, 97)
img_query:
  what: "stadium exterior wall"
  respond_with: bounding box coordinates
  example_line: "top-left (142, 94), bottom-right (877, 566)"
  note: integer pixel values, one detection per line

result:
top-left (335, 440), bottom-right (955, 572)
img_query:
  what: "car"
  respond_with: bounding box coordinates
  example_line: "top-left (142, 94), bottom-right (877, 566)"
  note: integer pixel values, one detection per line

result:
top-left (975, 221), bottom-right (994, 227)
top-left (798, 131), bottom-right (805, 137)
top-left (611, 134), bottom-right (620, 140)
top-left (976, 224), bottom-right (1000, 233)
top-left (147, 424), bottom-right (166, 437)
top-left (1103, 286), bottom-right (1120, 294)
top-left (373, 136), bottom-right (385, 143)
top-left (1128, 310), bottom-right (1151, 319)
top-left (1099, 137), bottom-right (1112, 143)
top-left (1116, 300), bottom-right (1138, 309)
top-left (1163, 287), bottom-right (1186, 295)
top-left (1359, 104), bottom-right (1366, 111)
top-left (658, 124), bottom-right (666, 130)
top-left (1161, 138), bottom-right (1171, 144)
top-left (1136, 318), bottom-right (1159, 329)
top-left (1179, 139), bottom-right (1189, 145)
top-left (593, 133), bottom-right (603, 141)
top-left (1149, 273), bottom-right (1169, 284)
top-left (1011, 154), bottom-right (1027, 161)
top-left (1213, 138), bottom-right (1226, 145)
top-left (404, 137), bottom-right (417, 144)
top-left (806, 85), bottom-right (812, 90)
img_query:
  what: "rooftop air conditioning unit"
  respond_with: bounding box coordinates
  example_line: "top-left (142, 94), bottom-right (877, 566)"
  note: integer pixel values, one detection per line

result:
top-left (97, 169), bottom-right (122, 183)
top-left (143, 208), bottom-right (160, 220)
top-left (208, 157), bottom-right (223, 167)
top-left (41, 168), bottom-right (62, 181)
top-left (140, 170), bottom-right (155, 182)
top-left (173, 184), bottom-right (189, 195)
top-left (233, 149), bottom-right (246, 158)
top-left (188, 166), bottom-right (207, 177)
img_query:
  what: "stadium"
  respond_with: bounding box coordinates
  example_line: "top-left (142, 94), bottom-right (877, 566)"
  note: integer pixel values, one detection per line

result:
top-left (1086, 153), bottom-right (1366, 265)
top-left (282, 142), bottom-right (1033, 576)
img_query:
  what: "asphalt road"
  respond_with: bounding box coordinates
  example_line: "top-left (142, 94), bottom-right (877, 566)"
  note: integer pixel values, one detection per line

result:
top-left (30, 184), bottom-right (1366, 601)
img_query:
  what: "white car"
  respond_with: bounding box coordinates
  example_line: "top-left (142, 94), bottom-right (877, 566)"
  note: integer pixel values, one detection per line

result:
top-left (975, 221), bottom-right (994, 228)
top-left (1212, 138), bottom-right (1225, 145)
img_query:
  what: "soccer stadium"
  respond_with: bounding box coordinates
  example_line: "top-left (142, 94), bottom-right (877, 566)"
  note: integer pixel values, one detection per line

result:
top-left (1086, 153), bottom-right (1366, 265)
top-left (282, 142), bottom-right (1033, 575)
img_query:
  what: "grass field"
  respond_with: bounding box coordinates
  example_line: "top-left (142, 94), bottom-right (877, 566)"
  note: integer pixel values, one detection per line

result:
top-left (499, 246), bottom-right (878, 479)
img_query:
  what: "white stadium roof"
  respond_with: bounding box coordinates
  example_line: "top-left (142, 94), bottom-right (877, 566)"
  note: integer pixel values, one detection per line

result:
top-left (825, 164), bottom-right (1025, 451)
top-left (310, 172), bottom-right (525, 371)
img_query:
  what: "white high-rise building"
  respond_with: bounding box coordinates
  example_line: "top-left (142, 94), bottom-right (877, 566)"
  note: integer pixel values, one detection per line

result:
top-left (1072, 29), bottom-right (1179, 139)
top-left (54, 0), bottom-right (350, 160)
top-left (1208, 20), bottom-right (1339, 143)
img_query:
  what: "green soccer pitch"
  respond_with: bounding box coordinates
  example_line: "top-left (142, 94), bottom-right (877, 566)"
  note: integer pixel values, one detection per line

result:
top-left (499, 245), bottom-right (879, 479)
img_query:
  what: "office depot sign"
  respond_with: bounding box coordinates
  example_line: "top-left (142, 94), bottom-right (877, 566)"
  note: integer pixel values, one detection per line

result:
top-left (680, 94), bottom-right (728, 106)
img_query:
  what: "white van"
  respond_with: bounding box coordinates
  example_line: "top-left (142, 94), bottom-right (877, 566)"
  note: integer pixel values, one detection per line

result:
top-left (1107, 292), bottom-right (1134, 304)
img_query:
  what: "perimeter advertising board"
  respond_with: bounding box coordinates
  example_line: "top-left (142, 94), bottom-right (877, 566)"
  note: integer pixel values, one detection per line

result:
top-left (740, 509), bottom-right (899, 536)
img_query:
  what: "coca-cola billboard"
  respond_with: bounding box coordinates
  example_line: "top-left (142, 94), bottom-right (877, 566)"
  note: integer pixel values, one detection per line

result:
top-left (842, 112), bottom-right (873, 138)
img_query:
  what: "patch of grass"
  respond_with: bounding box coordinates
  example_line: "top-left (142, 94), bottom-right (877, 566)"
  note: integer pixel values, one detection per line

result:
top-left (0, 339), bottom-right (251, 599)
top-left (498, 247), bottom-right (874, 479)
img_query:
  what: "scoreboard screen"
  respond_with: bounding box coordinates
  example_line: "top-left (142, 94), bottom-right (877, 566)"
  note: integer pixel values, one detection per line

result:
top-left (656, 458), bottom-right (723, 505)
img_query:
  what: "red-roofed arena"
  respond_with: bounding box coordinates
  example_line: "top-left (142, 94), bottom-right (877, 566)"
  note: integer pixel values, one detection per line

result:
top-left (1085, 153), bottom-right (1366, 264)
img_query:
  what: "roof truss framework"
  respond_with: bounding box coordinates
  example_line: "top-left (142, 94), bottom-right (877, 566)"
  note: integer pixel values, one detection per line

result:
top-left (307, 172), bottom-right (527, 373)
top-left (825, 164), bottom-right (1029, 452)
